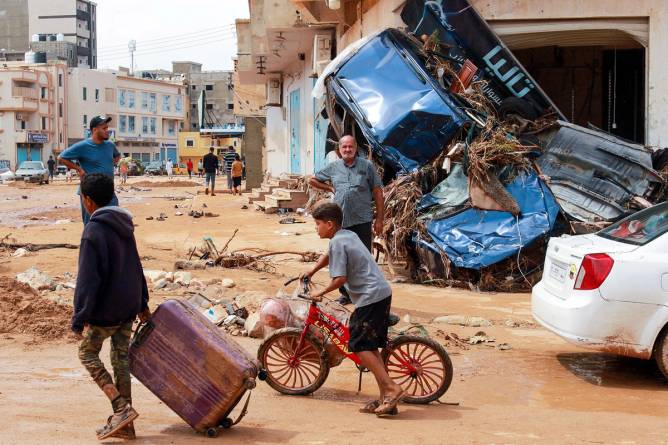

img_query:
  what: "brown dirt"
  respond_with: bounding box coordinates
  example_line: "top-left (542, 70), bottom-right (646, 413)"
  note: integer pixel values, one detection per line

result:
top-left (132, 180), bottom-right (200, 188)
top-left (0, 277), bottom-right (72, 340)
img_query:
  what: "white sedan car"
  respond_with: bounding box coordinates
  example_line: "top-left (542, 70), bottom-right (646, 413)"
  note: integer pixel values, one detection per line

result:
top-left (0, 167), bottom-right (14, 181)
top-left (532, 202), bottom-right (668, 377)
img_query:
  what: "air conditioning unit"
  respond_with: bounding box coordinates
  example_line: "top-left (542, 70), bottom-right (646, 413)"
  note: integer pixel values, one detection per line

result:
top-left (312, 34), bottom-right (332, 78)
top-left (266, 73), bottom-right (282, 107)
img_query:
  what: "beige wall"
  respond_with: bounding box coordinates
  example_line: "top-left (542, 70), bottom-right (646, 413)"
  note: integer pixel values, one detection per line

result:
top-left (338, 0), bottom-right (668, 147)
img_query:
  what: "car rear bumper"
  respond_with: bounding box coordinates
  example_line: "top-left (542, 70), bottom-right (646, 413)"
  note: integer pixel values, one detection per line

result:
top-left (531, 281), bottom-right (652, 359)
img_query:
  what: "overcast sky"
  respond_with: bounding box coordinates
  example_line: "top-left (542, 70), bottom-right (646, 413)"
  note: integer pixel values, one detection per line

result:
top-left (95, 0), bottom-right (250, 72)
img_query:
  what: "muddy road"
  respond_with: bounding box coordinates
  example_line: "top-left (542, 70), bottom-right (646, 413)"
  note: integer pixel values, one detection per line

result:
top-left (0, 177), bottom-right (666, 444)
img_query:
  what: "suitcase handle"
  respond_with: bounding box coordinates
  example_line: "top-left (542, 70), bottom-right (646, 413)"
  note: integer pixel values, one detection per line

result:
top-left (130, 320), bottom-right (154, 348)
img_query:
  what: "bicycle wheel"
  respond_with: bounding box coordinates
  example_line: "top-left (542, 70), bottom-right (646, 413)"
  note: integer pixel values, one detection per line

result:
top-left (257, 327), bottom-right (330, 396)
top-left (382, 335), bottom-right (453, 404)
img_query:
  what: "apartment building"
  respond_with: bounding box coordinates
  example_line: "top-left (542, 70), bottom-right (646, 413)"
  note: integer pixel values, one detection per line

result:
top-left (29, 0), bottom-right (97, 67)
top-left (172, 61), bottom-right (237, 131)
top-left (67, 68), bottom-right (187, 162)
top-left (0, 61), bottom-right (67, 170)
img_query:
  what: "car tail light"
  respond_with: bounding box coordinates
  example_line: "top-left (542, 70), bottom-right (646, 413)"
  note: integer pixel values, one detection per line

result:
top-left (573, 253), bottom-right (614, 290)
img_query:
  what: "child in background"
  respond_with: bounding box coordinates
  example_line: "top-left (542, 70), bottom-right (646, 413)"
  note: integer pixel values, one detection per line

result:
top-left (231, 154), bottom-right (243, 196)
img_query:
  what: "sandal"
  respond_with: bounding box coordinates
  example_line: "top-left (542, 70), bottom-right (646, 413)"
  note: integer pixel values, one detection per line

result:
top-left (375, 390), bottom-right (406, 417)
top-left (359, 400), bottom-right (398, 415)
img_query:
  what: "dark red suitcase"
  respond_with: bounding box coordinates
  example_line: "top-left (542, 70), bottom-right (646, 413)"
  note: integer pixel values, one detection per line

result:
top-left (129, 299), bottom-right (258, 437)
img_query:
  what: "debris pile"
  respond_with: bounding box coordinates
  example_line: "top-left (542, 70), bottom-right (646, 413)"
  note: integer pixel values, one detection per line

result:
top-left (175, 232), bottom-right (319, 273)
top-left (316, 3), bottom-right (666, 291)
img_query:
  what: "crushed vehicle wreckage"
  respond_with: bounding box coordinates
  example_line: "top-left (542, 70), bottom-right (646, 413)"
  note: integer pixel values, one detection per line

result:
top-left (312, 0), bottom-right (666, 291)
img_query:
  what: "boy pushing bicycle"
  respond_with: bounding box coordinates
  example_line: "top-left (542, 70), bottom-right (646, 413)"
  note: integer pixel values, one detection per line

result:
top-left (301, 202), bottom-right (405, 416)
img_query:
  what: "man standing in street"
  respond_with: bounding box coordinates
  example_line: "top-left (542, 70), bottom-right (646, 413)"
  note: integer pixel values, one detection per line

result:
top-left (203, 147), bottom-right (219, 196)
top-left (166, 158), bottom-right (174, 178)
top-left (223, 146), bottom-right (237, 192)
top-left (309, 135), bottom-right (384, 305)
top-left (59, 115), bottom-right (120, 225)
top-left (186, 158), bottom-right (194, 179)
top-left (47, 155), bottom-right (56, 182)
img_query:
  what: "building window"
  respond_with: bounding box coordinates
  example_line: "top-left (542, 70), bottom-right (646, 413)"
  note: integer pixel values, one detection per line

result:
top-left (149, 93), bottom-right (157, 112)
top-left (162, 95), bottom-right (171, 112)
top-left (227, 103), bottom-right (233, 110)
top-left (58, 103), bottom-right (63, 118)
top-left (192, 104), bottom-right (197, 109)
top-left (167, 121), bottom-right (175, 136)
top-left (141, 116), bottom-right (148, 134)
top-left (175, 95), bottom-right (183, 112)
top-left (82, 87), bottom-right (87, 101)
top-left (59, 132), bottom-right (62, 143)
top-left (205, 84), bottom-right (213, 91)
top-left (127, 91), bottom-right (135, 108)
top-left (192, 123), bottom-right (197, 129)
top-left (150, 117), bottom-right (156, 134)
top-left (41, 116), bottom-right (47, 130)
top-left (40, 87), bottom-right (47, 99)
top-left (141, 92), bottom-right (148, 111)
top-left (186, 139), bottom-right (194, 147)
top-left (58, 74), bottom-right (63, 87)
top-left (118, 89), bottom-right (126, 107)
top-left (191, 85), bottom-right (196, 91)
top-left (20, 120), bottom-right (26, 130)
top-left (83, 114), bottom-right (87, 125)
top-left (119, 115), bottom-right (127, 133)
top-left (128, 116), bottom-right (135, 133)
top-left (206, 103), bottom-right (213, 110)
top-left (95, 88), bottom-right (99, 102)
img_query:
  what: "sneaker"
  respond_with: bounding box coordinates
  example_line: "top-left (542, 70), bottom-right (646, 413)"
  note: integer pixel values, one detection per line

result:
top-left (96, 419), bottom-right (136, 440)
top-left (97, 405), bottom-right (139, 440)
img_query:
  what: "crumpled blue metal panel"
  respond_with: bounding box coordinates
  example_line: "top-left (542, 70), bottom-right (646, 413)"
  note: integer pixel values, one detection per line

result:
top-left (331, 30), bottom-right (467, 173)
top-left (425, 172), bottom-right (560, 269)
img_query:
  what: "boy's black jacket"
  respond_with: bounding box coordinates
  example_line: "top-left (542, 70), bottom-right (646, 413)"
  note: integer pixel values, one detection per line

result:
top-left (71, 206), bottom-right (148, 332)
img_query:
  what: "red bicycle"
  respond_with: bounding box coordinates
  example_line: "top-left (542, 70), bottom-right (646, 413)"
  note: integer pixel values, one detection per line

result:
top-left (257, 278), bottom-right (453, 403)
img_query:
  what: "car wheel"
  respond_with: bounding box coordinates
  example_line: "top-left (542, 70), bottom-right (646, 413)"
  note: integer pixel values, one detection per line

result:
top-left (654, 326), bottom-right (668, 379)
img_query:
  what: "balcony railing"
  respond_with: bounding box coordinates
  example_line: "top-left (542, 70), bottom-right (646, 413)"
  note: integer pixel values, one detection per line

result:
top-left (12, 87), bottom-right (37, 99)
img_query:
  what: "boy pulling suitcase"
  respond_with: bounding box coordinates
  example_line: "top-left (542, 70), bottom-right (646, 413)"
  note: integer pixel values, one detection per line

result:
top-left (71, 173), bottom-right (151, 440)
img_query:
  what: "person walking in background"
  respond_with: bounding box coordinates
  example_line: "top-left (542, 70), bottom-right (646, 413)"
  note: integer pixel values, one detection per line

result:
top-left (223, 146), bottom-right (236, 192)
top-left (241, 154), bottom-right (247, 180)
top-left (231, 154), bottom-right (243, 196)
top-left (186, 159), bottom-right (193, 179)
top-left (203, 147), bottom-right (219, 196)
top-left (58, 115), bottom-right (121, 225)
top-left (166, 158), bottom-right (173, 178)
top-left (47, 155), bottom-right (56, 182)
top-left (119, 162), bottom-right (129, 185)
top-left (197, 159), bottom-right (203, 178)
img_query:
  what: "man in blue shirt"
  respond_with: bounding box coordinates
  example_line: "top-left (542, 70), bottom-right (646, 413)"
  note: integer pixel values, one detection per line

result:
top-left (59, 115), bottom-right (121, 225)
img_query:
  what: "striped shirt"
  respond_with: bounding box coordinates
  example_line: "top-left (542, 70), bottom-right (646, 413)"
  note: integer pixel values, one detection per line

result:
top-left (223, 151), bottom-right (237, 173)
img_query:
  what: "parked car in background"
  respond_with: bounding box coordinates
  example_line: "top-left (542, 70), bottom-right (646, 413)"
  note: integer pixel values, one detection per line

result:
top-left (0, 167), bottom-right (15, 181)
top-left (56, 165), bottom-right (68, 176)
top-left (532, 201), bottom-right (668, 378)
top-left (145, 161), bottom-right (166, 176)
top-left (172, 163), bottom-right (189, 175)
top-left (14, 161), bottom-right (49, 184)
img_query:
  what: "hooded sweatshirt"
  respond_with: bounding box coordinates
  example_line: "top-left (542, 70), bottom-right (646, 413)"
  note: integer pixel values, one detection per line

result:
top-left (71, 206), bottom-right (149, 332)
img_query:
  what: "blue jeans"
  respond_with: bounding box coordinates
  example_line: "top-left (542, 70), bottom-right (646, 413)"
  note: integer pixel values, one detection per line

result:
top-left (205, 172), bottom-right (216, 191)
top-left (81, 193), bottom-right (119, 225)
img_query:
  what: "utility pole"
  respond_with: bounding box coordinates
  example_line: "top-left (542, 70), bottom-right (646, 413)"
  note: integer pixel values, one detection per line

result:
top-left (128, 40), bottom-right (136, 75)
